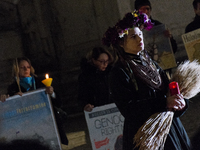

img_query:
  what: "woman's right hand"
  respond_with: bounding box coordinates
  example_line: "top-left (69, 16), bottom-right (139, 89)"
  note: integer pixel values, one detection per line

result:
top-left (0, 94), bottom-right (9, 102)
top-left (166, 94), bottom-right (186, 111)
top-left (15, 92), bottom-right (23, 96)
top-left (84, 104), bottom-right (94, 112)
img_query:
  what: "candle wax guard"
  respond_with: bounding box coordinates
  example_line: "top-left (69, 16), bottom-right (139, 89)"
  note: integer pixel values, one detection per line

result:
top-left (42, 78), bottom-right (53, 87)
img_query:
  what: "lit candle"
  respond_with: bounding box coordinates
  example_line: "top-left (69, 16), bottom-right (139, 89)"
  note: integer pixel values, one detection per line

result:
top-left (41, 74), bottom-right (53, 87)
top-left (169, 81), bottom-right (180, 96)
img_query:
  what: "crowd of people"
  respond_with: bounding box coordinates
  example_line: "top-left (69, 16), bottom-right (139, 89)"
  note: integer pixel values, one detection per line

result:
top-left (1, 0), bottom-right (200, 149)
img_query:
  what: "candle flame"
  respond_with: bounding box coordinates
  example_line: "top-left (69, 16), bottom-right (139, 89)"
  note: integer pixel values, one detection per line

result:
top-left (45, 74), bottom-right (49, 79)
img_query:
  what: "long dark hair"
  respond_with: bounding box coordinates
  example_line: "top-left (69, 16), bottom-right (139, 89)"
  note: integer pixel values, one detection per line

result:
top-left (86, 47), bottom-right (114, 64)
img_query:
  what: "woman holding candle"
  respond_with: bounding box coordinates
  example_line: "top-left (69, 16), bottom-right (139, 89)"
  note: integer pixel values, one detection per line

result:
top-left (78, 47), bottom-right (114, 112)
top-left (0, 57), bottom-right (52, 100)
top-left (102, 11), bottom-right (191, 150)
top-left (6, 57), bottom-right (54, 97)
top-left (0, 57), bottom-right (68, 145)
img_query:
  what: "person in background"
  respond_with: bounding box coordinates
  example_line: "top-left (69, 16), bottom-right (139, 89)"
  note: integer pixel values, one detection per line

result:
top-left (7, 57), bottom-right (54, 97)
top-left (134, 0), bottom-right (177, 54)
top-left (134, 0), bottom-right (177, 77)
top-left (78, 47), bottom-right (114, 112)
top-left (102, 10), bottom-right (190, 150)
top-left (185, 0), bottom-right (200, 33)
top-left (0, 57), bottom-right (68, 145)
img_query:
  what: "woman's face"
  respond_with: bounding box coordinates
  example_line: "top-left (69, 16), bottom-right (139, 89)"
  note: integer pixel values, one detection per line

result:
top-left (93, 53), bottom-right (109, 71)
top-left (19, 60), bottom-right (31, 78)
top-left (122, 27), bottom-right (144, 55)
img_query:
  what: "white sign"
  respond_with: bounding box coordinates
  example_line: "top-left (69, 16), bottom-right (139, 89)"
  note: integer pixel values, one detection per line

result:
top-left (84, 103), bottom-right (124, 150)
top-left (182, 28), bottom-right (200, 62)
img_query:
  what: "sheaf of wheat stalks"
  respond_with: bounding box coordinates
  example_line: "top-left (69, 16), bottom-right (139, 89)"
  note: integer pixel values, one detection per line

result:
top-left (133, 60), bottom-right (200, 150)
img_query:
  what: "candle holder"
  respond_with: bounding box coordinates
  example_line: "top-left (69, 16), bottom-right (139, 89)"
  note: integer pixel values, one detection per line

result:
top-left (42, 74), bottom-right (53, 87)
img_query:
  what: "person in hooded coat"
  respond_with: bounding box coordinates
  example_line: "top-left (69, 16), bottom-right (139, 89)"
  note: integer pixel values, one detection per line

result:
top-left (78, 47), bottom-right (114, 112)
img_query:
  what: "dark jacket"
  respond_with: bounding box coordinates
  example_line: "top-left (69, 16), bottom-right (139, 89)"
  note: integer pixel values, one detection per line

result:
top-left (78, 58), bottom-right (113, 109)
top-left (7, 76), bottom-right (68, 145)
top-left (109, 53), bottom-right (191, 150)
top-left (185, 15), bottom-right (200, 33)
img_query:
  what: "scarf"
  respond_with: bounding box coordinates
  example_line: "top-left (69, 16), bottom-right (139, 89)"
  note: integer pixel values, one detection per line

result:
top-left (124, 51), bottom-right (163, 90)
top-left (19, 76), bottom-right (36, 91)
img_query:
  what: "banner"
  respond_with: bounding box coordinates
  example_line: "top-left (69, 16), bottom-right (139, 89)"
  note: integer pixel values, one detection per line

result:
top-left (143, 24), bottom-right (177, 70)
top-left (0, 89), bottom-right (62, 150)
top-left (84, 103), bottom-right (124, 150)
top-left (182, 28), bottom-right (200, 62)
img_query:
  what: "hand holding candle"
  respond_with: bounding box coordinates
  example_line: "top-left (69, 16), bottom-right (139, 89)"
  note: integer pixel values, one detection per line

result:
top-left (168, 81), bottom-right (185, 111)
top-left (42, 74), bottom-right (53, 87)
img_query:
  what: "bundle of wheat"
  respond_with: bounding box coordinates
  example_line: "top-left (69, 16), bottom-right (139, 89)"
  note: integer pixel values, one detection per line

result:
top-left (171, 60), bottom-right (200, 99)
top-left (134, 111), bottom-right (174, 150)
top-left (133, 60), bottom-right (200, 150)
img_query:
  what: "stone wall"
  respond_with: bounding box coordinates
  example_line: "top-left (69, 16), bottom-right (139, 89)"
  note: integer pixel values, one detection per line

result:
top-left (52, 0), bottom-right (123, 113)
top-left (0, 1), bottom-right (23, 94)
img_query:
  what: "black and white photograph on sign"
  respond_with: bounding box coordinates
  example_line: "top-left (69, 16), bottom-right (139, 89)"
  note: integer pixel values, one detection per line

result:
top-left (143, 24), bottom-right (177, 70)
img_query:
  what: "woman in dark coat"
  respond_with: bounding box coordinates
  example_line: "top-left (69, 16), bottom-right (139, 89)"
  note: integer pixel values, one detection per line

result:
top-left (102, 11), bottom-right (191, 150)
top-left (78, 47), bottom-right (114, 112)
top-left (1, 57), bottom-right (68, 145)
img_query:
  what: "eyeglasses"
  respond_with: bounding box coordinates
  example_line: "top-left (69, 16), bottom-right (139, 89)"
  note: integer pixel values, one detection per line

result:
top-left (97, 60), bottom-right (110, 65)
